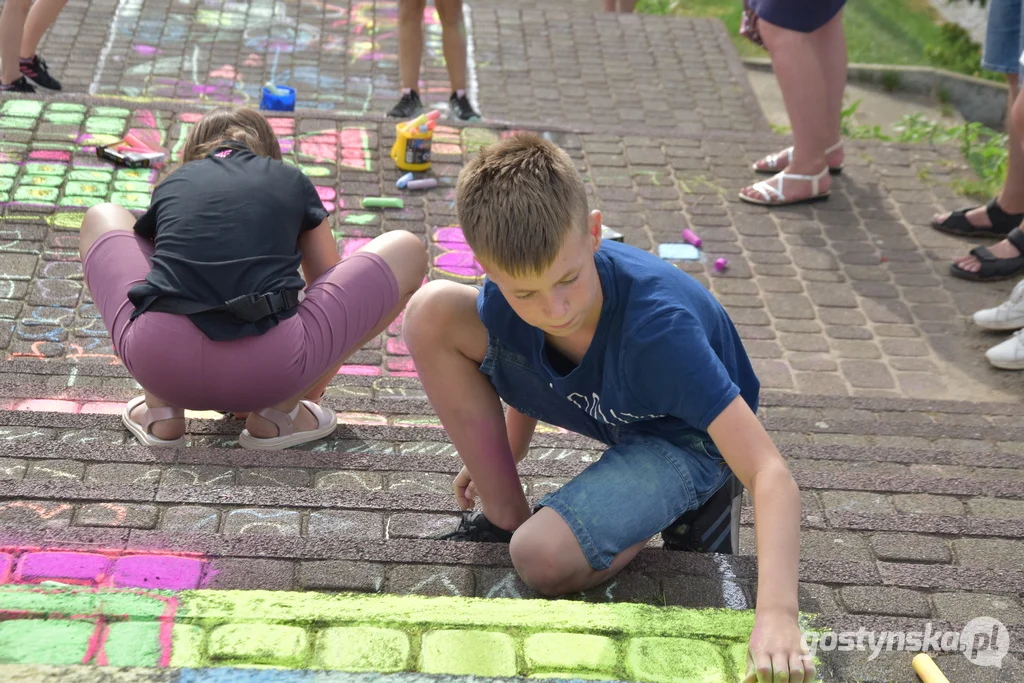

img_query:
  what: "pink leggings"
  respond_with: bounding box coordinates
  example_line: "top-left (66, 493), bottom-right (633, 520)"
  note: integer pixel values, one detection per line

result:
top-left (82, 231), bottom-right (399, 412)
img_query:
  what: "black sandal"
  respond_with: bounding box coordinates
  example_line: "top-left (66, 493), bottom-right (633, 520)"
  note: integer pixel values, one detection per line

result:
top-left (932, 198), bottom-right (1024, 238)
top-left (951, 227), bottom-right (1024, 282)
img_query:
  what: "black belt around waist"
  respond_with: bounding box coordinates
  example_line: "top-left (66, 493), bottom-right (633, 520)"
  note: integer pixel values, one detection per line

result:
top-left (141, 290), bottom-right (301, 323)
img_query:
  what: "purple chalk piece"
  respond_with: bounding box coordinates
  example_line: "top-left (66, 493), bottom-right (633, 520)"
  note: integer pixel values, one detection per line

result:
top-left (714, 257), bottom-right (729, 272)
top-left (406, 178), bottom-right (438, 190)
top-left (0, 553), bottom-right (13, 584)
top-left (681, 229), bottom-right (702, 248)
top-left (16, 552), bottom-right (111, 584)
top-left (111, 555), bottom-right (205, 590)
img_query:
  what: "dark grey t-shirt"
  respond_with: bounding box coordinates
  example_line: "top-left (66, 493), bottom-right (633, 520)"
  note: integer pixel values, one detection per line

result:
top-left (128, 143), bottom-right (330, 341)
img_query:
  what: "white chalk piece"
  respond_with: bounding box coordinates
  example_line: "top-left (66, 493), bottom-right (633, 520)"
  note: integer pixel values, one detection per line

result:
top-left (406, 178), bottom-right (438, 190)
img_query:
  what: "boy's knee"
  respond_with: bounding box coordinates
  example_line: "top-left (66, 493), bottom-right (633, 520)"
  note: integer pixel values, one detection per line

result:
top-left (509, 527), bottom-right (578, 597)
top-left (403, 279), bottom-right (465, 345)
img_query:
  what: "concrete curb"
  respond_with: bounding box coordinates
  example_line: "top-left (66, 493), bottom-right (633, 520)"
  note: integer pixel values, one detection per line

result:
top-left (743, 58), bottom-right (1009, 130)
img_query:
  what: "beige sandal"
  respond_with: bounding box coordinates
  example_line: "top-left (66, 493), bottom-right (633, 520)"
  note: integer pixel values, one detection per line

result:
top-left (122, 396), bottom-right (186, 448)
top-left (739, 166), bottom-right (830, 207)
top-left (753, 140), bottom-right (844, 175)
top-left (238, 399), bottom-right (337, 451)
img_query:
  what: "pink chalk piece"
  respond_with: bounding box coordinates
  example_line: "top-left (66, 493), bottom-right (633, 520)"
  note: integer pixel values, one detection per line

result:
top-left (178, 112), bottom-right (204, 123)
top-left (80, 402), bottom-right (125, 415)
top-left (714, 257), bottom-right (729, 271)
top-left (681, 229), bottom-right (702, 248)
top-left (15, 399), bottom-right (80, 413)
top-left (0, 553), bottom-right (13, 584)
top-left (132, 45), bottom-right (160, 56)
top-left (135, 110), bottom-right (157, 129)
top-left (16, 552), bottom-right (111, 585)
top-left (337, 364), bottom-right (382, 376)
top-left (111, 555), bottom-right (205, 590)
top-left (385, 337), bottom-right (409, 355)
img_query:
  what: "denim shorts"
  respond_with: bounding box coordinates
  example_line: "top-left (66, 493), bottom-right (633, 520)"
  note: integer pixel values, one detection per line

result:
top-left (480, 335), bottom-right (735, 570)
top-left (983, 0), bottom-right (1024, 75)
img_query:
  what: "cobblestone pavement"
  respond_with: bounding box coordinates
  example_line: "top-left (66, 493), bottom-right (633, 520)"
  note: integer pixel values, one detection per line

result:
top-left (0, 1), bottom-right (1022, 682)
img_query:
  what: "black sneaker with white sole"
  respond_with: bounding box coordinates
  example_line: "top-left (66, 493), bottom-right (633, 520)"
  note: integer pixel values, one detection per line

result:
top-left (433, 510), bottom-right (514, 543)
top-left (661, 474), bottom-right (742, 554)
top-left (0, 76), bottom-right (36, 93)
top-left (449, 92), bottom-right (481, 121)
top-left (388, 90), bottom-right (423, 118)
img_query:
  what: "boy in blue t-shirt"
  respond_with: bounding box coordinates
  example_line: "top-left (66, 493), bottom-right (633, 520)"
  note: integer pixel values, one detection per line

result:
top-left (403, 133), bottom-right (811, 681)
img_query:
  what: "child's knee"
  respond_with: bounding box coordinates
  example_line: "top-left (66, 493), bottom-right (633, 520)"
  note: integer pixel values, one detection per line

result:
top-left (403, 279), bottom-right (469, 347)
top-left (369, 230), bottom-right (427, 297)
top-left (509, 524), bottom-right (583, 597)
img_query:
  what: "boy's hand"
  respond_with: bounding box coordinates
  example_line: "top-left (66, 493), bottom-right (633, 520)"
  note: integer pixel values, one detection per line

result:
top-left (744, 610), bottom-right (815, 682)
top-left (453, 466), bottom-right (479, 510)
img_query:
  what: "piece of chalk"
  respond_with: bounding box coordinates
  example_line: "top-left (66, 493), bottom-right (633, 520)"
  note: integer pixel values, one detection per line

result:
top-left (406, 178), bottom-right (438, 190)
top-left (714, 258), bottom-right (728, 271)
top-left (427, 120), bottom-right (436, 130)
top-left (362, 197), bottom-right (405, 209)
top-left (426, 110), bottom-right (442, 120)
top-left (911, 654), bottom-right (950, 683)
top-left (123, 132), bottom-right (151, 151)
top-left (265, 81), bottom-right (284, 96)
top-left (396, 172), bottom-right (414, 189)
top-left (681, 228), bottom-right (702, 248)
top-left (419, 124), bottom-right (430, 132)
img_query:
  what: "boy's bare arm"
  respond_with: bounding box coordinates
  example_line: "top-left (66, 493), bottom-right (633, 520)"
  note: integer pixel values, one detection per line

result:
top-left (506, 406), bottom-right (538, 462)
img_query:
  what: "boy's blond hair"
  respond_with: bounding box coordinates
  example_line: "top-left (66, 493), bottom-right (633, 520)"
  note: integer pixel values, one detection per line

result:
top-left (456, 133), bottom-right (589, 277)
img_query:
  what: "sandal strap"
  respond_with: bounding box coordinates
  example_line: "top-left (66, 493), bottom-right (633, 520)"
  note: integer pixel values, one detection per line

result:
top-left (140, 405), bottom-right (184, 430)
top-left (987, 199), bottom-right (1024, 227)
top-left (254, 403), bottom-right (302, 437)
top-left (1006, 227), bottom-right (1024, 254)
top-left (969, 245), bottom-right (996, 261)
top-left (824, 140), bottom-right (843, 155)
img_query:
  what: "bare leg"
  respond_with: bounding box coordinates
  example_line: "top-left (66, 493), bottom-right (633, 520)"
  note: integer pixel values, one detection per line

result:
top-left (602, 0), bottom-right (615, 11)
top-left (618, 0), bottom-right (637, 12)
top-left (740, 16), bottom-right (834, 202)
top-left (434, 0), bottom-right (467, 92)
top-left (954, 84), bottom-right (1024, 273)
top-left (511, 508), bottom-right (648, 595)
top-left (398, 0), bottom-right (427, 91)
top-left (21, 0), bottom-right (67, 58)
top-left (403, 280), bottom-right (532, 531)
top-left (0, 0), bottom-right (31, 84)
top-left (246, 231), bottom-right (428, 437)
top-left (813, 9), bottom-right (846, 166)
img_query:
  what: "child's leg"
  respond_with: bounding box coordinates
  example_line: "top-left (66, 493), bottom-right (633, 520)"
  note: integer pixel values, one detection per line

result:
top-left (403, 280), bottom-right (532, 531)
top-left (0, 0), bottom-right (31, 84)
top-left (79, 203), bottom-right (186, 440)
top-left (434, 0), bottom-right (467, 92)
top-left (245, 230), bottom-right (427, 438)
top-left (508, 433), bottom-right (734, 596)
top-left (21, 0), bottom-right (67, 58)
top-left (398, 0), bottom-right (427, 90)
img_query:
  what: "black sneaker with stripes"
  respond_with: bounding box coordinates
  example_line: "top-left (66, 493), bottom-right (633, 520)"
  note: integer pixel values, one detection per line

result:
top-left (19, 54), bottom-right (61, 91)
top-left (661, 474), bottom-right (742, 554)
top-left (0, 76), bottom-right (36, 93)
top-left (432, 510), bottom-right (514, 543)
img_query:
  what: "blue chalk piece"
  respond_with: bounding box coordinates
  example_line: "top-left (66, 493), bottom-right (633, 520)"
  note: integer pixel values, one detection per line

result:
top-left (396, 172), bottom-right (414, 189)
top-left (657, 243), bottom-right (701, 261)
top-left (259, 85), bottom-right (296, 112)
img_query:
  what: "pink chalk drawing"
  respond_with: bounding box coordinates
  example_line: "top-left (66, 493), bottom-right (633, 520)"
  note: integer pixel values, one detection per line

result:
top-left (340, 236), bottom-right (371, 259)
top-left (0, 547), bottom-right (213, 590)
top-left (337, 364), bottom-right (382, 376)
top-left (432, 226), bottom-right (484, 282)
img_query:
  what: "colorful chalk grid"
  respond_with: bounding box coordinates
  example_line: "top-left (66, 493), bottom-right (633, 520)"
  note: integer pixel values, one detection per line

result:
top-left (431, 226), bottom-right (484, 283)
top-left (0, 547), bottom-right (211, 590)
top-left (0, 586), bottom-right (764, 681)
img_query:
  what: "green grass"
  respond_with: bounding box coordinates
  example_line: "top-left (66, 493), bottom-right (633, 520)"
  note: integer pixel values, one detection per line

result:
top-left (637, 0), bottom-right (985, 72)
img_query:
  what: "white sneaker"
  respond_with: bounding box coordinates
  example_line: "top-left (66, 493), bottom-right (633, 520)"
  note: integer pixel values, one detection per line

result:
top-left (973, 279), bottom-right (1024, 330)
top-left (986, 330), bottom-right (1024, 370)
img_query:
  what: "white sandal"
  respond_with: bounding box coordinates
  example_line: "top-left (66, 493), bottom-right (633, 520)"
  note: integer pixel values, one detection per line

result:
top-left (122, 396), bottom-right (186, 448)
top-left (753, 140), bottom-right (844, 175)
top-left (238, 399), bottom-right (338, 451)
top-left (739, 166), bottom-right (831, 207)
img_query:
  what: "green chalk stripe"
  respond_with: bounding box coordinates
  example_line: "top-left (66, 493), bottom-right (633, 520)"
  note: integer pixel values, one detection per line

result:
top-left (48, 103), bottom-right (87, 112)
top-left (316, 626), bottom-right (410, 672)
top-left (209, 624), bottom-right (310, 667)
top-left (1, 100), bottom-right (43, 117)
top-left (23, 162), bottom-right (66, 176)
top-left (68, 170), bottom-right (113, 182)
top-left (0, 163), bottom-right (18, 177)
top-left (0, 620), bottom-right (94, 666)
top-left (13, 187), bottom-right (58, 203)
top-left (0, 117), bottom-right (36, 130)
top-left (90, 107), bottom-right (131, 118)
top-left (60, 196), bottom-right (105, 209)
top-left (113, 181), bottom-right (153, 194)
top-left (23, 175), bottom-right (63, 187)
top-left (421, 630), bottom-right (518, 677)
top-left (63, 181), bottom-right (109, 197)
top-left (0, 585), bottom-right (172, 620)
top-left (43, 112), bottom-right (84, 126)
top-left (104, 622), bottom-right (163, 667)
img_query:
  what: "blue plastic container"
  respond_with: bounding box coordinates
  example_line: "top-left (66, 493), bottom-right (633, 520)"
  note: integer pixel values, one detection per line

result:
top-left (260, 85), bottom-right (296, 112)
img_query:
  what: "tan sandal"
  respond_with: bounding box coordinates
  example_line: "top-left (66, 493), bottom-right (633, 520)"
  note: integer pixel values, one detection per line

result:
top-left (739, 166), bottom-right (830, 207)
top-left (238, 399), bottom-right (337, 451)
top-left (122, 396), bottom-right (185, 448)
top-left (753, 140), bottom-right (844, 175)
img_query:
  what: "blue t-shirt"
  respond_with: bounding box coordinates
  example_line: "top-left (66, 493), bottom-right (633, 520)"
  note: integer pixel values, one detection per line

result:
top-left (478, 240), bottom-right (759, 442)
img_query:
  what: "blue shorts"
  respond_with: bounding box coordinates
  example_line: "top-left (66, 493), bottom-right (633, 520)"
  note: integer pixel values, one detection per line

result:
top-left (480, 334), bottom-right (735, 570)
top-left (983, 0), bottom-right (1024, 75)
